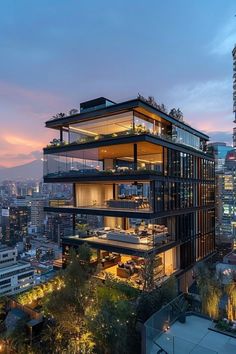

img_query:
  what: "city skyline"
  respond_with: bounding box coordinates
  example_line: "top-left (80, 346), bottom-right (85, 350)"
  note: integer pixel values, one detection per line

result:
top-left (0, 0), bottom-right (235, 167)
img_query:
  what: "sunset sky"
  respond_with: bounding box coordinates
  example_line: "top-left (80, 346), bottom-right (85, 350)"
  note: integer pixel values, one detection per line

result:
top-left (0, 0), bottom-right (236, 167)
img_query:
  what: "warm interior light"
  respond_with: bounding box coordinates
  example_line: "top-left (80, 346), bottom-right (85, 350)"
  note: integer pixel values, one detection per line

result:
top-left (69, 126), bottom-right (97, 136)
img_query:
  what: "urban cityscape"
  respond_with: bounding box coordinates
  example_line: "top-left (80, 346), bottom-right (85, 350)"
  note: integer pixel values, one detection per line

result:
top-left (0, 1), bottom-right (236, 353)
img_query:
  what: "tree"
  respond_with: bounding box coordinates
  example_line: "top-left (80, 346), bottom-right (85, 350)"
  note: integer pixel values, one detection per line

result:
top-left (225, 281), bottom-right (236, 321)
top-left (140, 252), bottom-right (158, 292)
top-left (41, 248), bottom-right (95, 353)
top-left (87, 282), bottom-right (137, 354)
top-left (3, 316), bottom-right (29, 354)
top-left (76, 331), bottom-right (95, 354)
top-left (137, 94), bottom-right (168, 113)
top-left (196, 264), bottom-right (221, 319)
top-left (40, 322), bottom-right (66, 353)
top-left (169, 108), bottom-right (184, 121)
top-left (158, 103), bottom-right (168, 114)
top-left (69, 108), bottom-right (79, 115)
top-left (137, 276), bottom-right (178, 322)
top-left (78, 242), bottom-right (92, 264)
top-left (52, 112), bottom-right (66, 119)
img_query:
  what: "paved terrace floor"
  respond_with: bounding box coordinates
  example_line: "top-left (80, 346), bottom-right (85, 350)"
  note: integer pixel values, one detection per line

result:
top-left (151, 315), bottom-right (236, 354)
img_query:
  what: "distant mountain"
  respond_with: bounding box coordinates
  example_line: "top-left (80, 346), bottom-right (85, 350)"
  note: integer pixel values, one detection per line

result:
top-left (0, 159), bottom-right (43, 181)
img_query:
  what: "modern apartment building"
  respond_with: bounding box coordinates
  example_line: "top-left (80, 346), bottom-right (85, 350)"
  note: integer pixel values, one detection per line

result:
top-left (0, 245), bottom-right (35, 295)
top-left (43, 97), bottom-right (215, 290)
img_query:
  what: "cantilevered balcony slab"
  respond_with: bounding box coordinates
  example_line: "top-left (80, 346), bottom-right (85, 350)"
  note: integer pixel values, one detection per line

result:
top-left (44, 205), bottom-right (155, 219)
top-left (62, 235), bottom-right (178, 257)
top-left (44, 132), bottom-right (211, 159)
top-left (44, 170), bottom-right (162, 183)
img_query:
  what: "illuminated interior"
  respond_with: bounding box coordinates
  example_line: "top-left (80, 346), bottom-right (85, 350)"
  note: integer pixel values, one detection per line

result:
top-left (68, 215), bottom-right (177, 251)
top-left (94, 247), bottom-right (180, 287)
top-left (75, 181), bottom-right (152, 211)
top-left (69, 112), bottom-right (134, 143)
top-left (64, 110), bottom-right (173, 144)
top-left (44, 141), bottom-right (163, 176)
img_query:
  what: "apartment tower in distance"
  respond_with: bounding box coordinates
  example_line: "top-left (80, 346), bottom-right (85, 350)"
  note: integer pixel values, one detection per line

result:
top-left (43, 97), bottom-right (215, 291)
top-left (232, 44), bottom-right (236, 146)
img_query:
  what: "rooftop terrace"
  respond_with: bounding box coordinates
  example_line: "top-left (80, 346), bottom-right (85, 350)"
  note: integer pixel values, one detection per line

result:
top-left (150, 315), bottom-right (236, 354)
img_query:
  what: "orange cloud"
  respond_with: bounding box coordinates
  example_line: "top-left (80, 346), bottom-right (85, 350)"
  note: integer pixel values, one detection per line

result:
top-left (3, 135), bottom-right (43, 149)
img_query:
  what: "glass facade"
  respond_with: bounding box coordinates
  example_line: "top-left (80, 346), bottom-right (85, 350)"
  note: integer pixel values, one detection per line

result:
top-left (68, 112), bottom-right (134, 144)
top-left (155, 181), bottom-right (214, 211)
top-left (48, 110), bottom-right (206, 152)
top-left (164, 148), bottom-right (214, 180)
top-left (44, 142), bottom-right (214, 181)
top-left (75, 181), bottom-right (153, 212)
top-left (44, 142), bottom-right (163, 177)
top-left (172, 126), bottom-right (200, 150)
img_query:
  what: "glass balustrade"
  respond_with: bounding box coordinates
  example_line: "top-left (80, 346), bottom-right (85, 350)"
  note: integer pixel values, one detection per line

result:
top-left (46, 111), bottom-right (203, 151)
top-left (44, 142), bottom-right (163, 178)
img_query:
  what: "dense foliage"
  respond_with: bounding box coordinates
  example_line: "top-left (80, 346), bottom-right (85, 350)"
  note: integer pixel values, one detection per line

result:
top-left (0, 244), bottom-right (179, 353)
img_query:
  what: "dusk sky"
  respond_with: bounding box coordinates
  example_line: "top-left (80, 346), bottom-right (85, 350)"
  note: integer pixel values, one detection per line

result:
top-left (0, 0), bottom-right (236, 167)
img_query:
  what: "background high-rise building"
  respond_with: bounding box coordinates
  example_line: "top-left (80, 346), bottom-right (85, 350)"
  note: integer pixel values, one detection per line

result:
top-left (207, 142), bottom-right (232, 173)
top-left (232, 45), bottom-right (236, 146)
top-left (0, 206), bottom-right (30, 245)
top-left (29, 197), bottom-right (47, 235)
top-left (207, 143), bottom-right (233, 242)
top-left (209, 44), bottom-right (236, 259)
top-left (45, 213), bottom-right (73, 244)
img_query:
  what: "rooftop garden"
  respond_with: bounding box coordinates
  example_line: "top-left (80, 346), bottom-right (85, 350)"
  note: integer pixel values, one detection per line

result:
top-left (0, 244), bottom-right (178, 354)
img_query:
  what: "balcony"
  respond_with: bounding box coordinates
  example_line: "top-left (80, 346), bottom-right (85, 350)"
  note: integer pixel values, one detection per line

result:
top-left (45, 110), bottom-right (203, 153)
top-left (48, 181), bottom-right (154, 215)
top-left (46, 128), bottom-right (202, 153)
top-left (48, 200), bottom-right (152, 213)
top-left (63, 233), bottom-right (178, 288)
top-left (64, 221), bottom-right (176, 253)
top-left (44, 141), bottom-right (163, 180)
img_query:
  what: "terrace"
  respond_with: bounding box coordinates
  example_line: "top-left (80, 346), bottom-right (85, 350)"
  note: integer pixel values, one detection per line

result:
top-left (45, 106), bottom-right (206, 153)
top-left (46, 180), bottom-right (155, 217)
top-left (94, 253), bottom-right (174, 289)
top-left (44, 141), bottom-right (163, 179)
top-left (62, 218), bottom-right (177, 254)
top-left (145, 295), bottom-right (236, 354)
top-left (63, 239), bottom-right (179, 288)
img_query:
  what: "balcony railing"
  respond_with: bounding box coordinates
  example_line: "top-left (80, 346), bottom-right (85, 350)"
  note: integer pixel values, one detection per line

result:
top-left (45, 128), bottom-right (202, 152)
top-left (44, 167), bottom-right (162, 179)
top-left (65, 224), bottom-right (176, 250)
top-left (49, 197), bottom-right (152, 212)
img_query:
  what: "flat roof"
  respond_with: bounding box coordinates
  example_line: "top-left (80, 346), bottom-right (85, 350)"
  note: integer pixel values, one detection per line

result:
top-left (0, 261), bottom-right (32, 274)
top-left (151, 315), bottom-right (236, 354)
top-left (45, 98), bottom-right (209, 140)
top-left (0, 245), bottom-right (14, 251)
